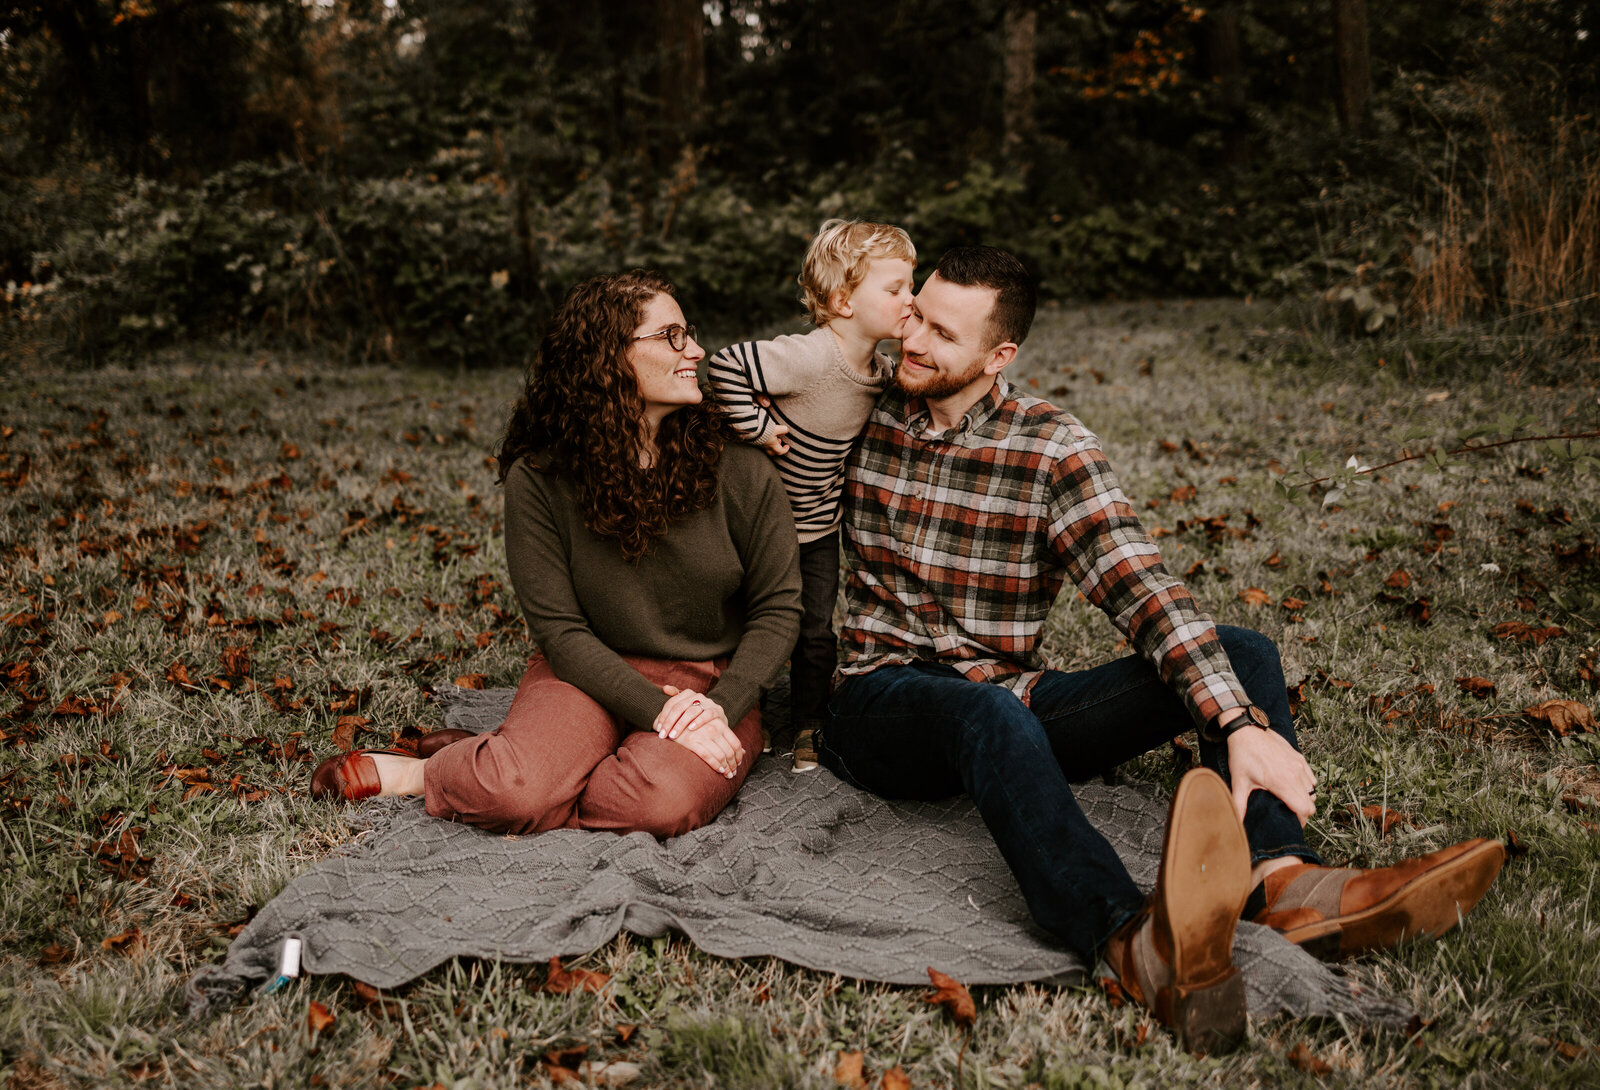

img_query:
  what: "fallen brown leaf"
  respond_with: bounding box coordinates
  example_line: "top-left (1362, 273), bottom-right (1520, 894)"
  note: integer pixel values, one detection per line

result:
top-left (834, 1051), bottom-right (868, 1089)
top-left (1524, 700), bottom-right (1595, 736)
top-left (1288, 1040), bottom-right (1333, 1074)
top-left (101, 927), bottom-right (145, 955)
top-left (1384, 568), bottom-right (1411, 589)
top-left (1455, 676), bottom-right (1497, 699)
top-left (307, 1000), bottom-right (335, 1036)
top-left (1348, 804), bottom-right (1411, 835)
top-left (454, 673), bottom-right (487, 690)
top-left (1489, 622), bottom-right (1566, 645)
top-left (925, 967), bottom-right (975, 1028)
top-left (881, 1066), bottom-right (912, 1090)
top-left (331, 715), bottom-right (370, 753)
top-left (1238, 586), bottom-right (1272, 607)
top-left (543, 956), bottom-right (610, 994)
top-left (350, 980), bottom-right (403, 1017)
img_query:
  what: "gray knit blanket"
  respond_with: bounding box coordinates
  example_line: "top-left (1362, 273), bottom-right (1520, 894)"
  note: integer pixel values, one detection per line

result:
top-left (187, 687), bottom-right (1412, 1026)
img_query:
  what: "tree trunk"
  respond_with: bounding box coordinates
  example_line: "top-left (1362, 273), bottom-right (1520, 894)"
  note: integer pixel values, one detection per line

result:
top-left (1204, 3), bottom-right (1248, 169)
top-left (1001, 0), bottom-right (1038, 176)
top-left (656, 0), bottom-right (705, 156)
top-left (1332, 0), bottom-right (1370, 135)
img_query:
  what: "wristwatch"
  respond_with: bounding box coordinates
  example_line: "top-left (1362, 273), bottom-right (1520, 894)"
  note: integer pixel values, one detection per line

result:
top-left (1209, 702), bottom-right (1270, 741)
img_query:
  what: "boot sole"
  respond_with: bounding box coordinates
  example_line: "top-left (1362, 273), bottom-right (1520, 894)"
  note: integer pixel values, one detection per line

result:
top-left (1155, 769), bottom-right (1252, 1055)
top-left (1279, 838), bottom-right (1506, 959)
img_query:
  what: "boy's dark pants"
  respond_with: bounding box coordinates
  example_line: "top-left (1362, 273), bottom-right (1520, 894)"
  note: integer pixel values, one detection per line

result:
top-left (789, 530), bottom-right (842, 732)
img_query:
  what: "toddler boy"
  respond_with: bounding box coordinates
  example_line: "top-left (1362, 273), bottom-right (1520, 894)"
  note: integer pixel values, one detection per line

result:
top-left (706, 219), bottom-right (916, 771)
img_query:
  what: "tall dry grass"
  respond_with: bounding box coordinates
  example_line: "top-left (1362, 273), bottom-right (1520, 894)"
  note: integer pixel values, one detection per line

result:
top-left (1409, 106), bottom-right (1600, 331)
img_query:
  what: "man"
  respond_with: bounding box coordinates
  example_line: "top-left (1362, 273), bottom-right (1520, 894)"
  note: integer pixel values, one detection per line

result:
top-left (818, 246), bottom-right (1505, 1054)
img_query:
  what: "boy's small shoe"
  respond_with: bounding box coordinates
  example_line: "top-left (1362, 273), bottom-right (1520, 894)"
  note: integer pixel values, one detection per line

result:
top-left (791, 728), bottom-right (819, 772)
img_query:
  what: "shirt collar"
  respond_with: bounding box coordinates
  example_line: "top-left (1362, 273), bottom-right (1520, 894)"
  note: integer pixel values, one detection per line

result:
top-left (902, 375), bottom-right (1010, 438)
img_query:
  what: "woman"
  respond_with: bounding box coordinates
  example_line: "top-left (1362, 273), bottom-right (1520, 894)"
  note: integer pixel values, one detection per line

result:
top-left (310, 270), bottom-right (802, 837)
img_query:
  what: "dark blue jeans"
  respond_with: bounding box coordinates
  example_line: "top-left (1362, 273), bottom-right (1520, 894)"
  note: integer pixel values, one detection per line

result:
top-left (818, 625), bottom-right (1319, 960)
top-left (790, 530), bottom-right (843, 731)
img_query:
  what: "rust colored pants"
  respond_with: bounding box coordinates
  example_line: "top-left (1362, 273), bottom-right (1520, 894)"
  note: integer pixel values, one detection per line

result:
top-left (422, 654), bottom-right (762, 838)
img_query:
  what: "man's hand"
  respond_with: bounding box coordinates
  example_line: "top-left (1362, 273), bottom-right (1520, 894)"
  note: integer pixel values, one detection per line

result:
top-left (1225, 725), bottom-right (1317, 825)
top-left (758, 423), bottom-right (791, 457)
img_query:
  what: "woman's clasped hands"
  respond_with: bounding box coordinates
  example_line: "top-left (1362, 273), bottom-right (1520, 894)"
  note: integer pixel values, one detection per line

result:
top-left (655, 685), bottom-right (743, 779)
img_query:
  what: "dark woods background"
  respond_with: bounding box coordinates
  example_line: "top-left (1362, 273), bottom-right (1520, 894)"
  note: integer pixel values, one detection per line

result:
top-left (2, 0), bottom-right (1596, 366)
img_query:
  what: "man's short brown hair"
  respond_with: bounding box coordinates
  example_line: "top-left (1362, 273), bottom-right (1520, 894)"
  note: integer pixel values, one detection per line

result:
top-left (932, 246), bottom-right (1037, 348)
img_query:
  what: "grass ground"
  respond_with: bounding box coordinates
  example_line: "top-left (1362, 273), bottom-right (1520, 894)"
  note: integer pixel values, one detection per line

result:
top-left (1, 300), bottom-right (1597, 1088)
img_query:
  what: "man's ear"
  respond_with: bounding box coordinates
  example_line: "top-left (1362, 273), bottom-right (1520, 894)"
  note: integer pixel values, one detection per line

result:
top-left (983, 342), bottom-right (1019, 376)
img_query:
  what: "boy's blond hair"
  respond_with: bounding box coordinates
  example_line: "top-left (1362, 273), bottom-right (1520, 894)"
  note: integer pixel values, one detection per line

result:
top-left (798, 218), bottom-right (916, 326)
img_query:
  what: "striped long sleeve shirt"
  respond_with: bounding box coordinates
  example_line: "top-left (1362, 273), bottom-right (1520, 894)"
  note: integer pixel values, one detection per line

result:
top-left (837, 376), bottom-right (1251, 732)
top-left (706, 328), bottom-right (893, 543)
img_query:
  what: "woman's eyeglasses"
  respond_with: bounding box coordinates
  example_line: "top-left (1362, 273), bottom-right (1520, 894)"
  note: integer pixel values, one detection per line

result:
top-left (631, 324), bottom-right (696, 352)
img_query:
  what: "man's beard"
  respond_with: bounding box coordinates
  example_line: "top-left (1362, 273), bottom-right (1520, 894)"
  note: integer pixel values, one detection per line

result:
top-left (892, 353), bottom-right (989, 400)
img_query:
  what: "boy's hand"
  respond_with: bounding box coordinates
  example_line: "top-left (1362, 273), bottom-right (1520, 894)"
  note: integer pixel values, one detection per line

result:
top-left (758, 424), bottom-right (791, 456)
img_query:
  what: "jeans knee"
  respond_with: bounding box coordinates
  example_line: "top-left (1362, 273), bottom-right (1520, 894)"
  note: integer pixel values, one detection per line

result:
top-left (957, 690), bottom-right (1046, 763)
top-left (1217, 625), bottom-right (1279, 672)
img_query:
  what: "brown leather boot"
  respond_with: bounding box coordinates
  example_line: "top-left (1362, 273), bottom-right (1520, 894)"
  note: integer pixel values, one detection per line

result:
top-left (1246, 838), bottom-right (1506, 961)
top-left (1104, 768), bottom-right (1252, 1055)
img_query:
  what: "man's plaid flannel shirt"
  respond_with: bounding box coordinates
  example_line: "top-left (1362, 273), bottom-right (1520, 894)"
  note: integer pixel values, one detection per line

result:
top-left (836, 375), bottom-right (1251, 732)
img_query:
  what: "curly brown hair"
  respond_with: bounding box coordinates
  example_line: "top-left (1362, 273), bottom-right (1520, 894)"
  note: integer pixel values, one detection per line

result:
top-left (496, 269), bottom-right (729, 561)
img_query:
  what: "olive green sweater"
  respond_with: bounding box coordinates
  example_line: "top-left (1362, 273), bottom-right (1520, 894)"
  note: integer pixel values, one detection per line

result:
top-left (503, 443), bottom-right (803, 730)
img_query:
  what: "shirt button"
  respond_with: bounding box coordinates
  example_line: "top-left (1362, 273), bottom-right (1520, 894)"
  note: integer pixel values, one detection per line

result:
top-left (900, 544), bottom-right (912, 557)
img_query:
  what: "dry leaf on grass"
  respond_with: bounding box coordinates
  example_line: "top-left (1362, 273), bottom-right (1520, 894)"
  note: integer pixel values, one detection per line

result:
top-left (306, 1000), bottom-right (335, 1036)
top-left (1489, 622), bottom-right (1566, 645)
top-left (100, 927), bottom-right (144, 954)
top-left (834, 1051), bottom-right (868, 1089)
top-left (1344, 804), bottom-right (1412, 835)
top-left (881, 1066), bottom-right (912, 1090)
top-left (331, 714), bottom-right (369, 752)
top-left (924, 967), bottom-right (975, 1028)
top-left (1238, 586), bottom-right (1272, 607)
top-left (543, 956), bottom-right (610, 994)
top-left (1525, 700), bottom-right (1595, 736)
top-left (1455, 676), bottom-right (1497, 699)
top-left (454, 673), bottom-right (487, 690)
top-left (1288, 1040), bottom-right (1333, 1073)
top-left (350, 980), bottom-right (402, 1017)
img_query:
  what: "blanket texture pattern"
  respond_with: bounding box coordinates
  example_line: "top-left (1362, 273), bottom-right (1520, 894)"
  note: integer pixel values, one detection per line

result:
top-left (188, 687), bottom-right (1412, 1026)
